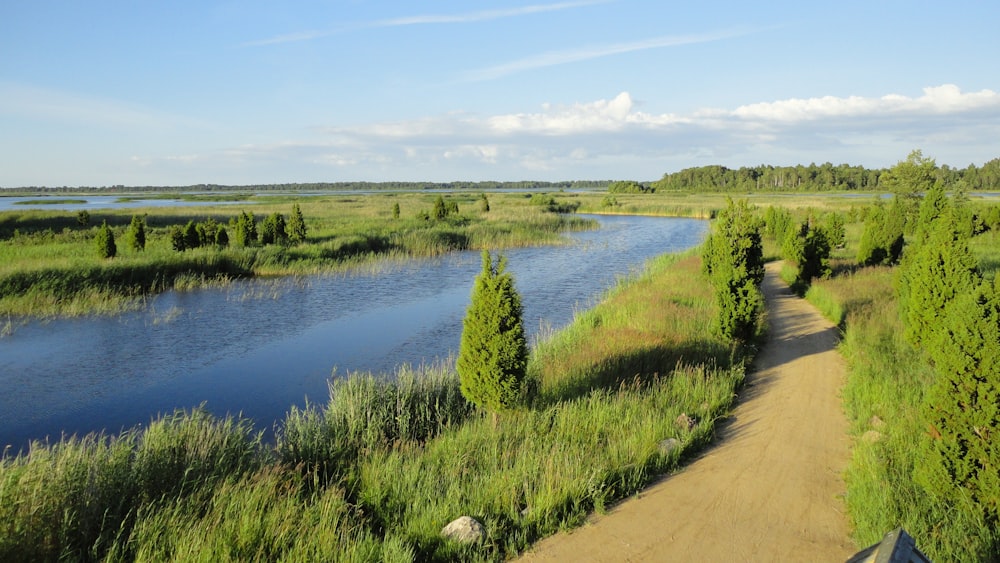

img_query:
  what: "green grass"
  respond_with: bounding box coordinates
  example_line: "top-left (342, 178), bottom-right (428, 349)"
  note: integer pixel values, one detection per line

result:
top-left (0, 193), bottom-right (597, 317)
top-left (0, 245), bottom-right (750, 562)
top-left (801, 219), bottom-right (1000, 561)
top-left (13, 199), bottom-right (88, 205)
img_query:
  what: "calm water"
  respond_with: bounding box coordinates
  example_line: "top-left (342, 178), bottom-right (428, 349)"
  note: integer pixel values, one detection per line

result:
top-left (0, 215), bottom-right (707, 451)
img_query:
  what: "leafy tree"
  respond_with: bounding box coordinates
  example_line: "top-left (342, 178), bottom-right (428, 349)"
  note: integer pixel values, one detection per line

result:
top-left (608, 180), bottom-right (650, 194)
top-left (457, 250), bottom-right (529, 414)
top-left (126, 215), bottom-right (146, 252)
top-left (881, 149), bottom-right (938, 232)
top-left (288, 203), bottom-right (307, 243)
top-left (94, 221), bottom-right (116, 259)
top-left (77, 210), bottom-right (90, 227)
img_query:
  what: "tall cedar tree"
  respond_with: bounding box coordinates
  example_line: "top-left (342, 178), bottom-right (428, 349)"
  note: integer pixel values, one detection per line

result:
top-left (457, 250), bottom-right (528, 413)
top-left (897, 204), bottom-right (980, 348)
top-left (702, 198), bottom-right (764, 342)
top-left (288, 203), bottom-right (307, 243)
top-left (126, 215), bottom-right (145, 252)
top-left (915, 278), bottom-right (1000, 534)
top-left (94, 221), bottom-right (116, 259)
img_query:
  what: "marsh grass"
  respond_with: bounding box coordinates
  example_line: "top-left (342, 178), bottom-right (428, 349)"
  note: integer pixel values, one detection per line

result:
top-left (0, 194), bottom-right (597, 317)
top-left (0, 242), bottom-right (747, 561)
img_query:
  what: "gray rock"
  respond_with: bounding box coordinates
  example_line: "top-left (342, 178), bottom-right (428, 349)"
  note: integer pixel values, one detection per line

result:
top-left (658, 437), bottom-right (681, 456)
top-left (441, 516), bottom-right (485, 544)
top-left (675, 413), bottom-right (697, 431)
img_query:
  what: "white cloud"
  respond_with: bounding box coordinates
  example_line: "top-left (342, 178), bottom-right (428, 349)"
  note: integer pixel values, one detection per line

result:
top-left (120, 85), bottom-right (1000, 185)
top-left (731, 84), bottom-right (1000, 122)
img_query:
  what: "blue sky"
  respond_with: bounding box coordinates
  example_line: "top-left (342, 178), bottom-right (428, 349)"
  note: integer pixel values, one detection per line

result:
top-left (2, 0), bottom-right (999, 187)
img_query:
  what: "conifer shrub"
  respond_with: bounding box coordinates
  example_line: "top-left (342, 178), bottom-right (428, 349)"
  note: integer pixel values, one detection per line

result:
top-left (897, 208), bottom-right (980, 348)
top-left (915, 279), bottom-right (1000, 547)
top-left (126, 215), bottom-right (146, 252)
top-left (857, 200), bottom-right (905, 266)
top-left (702, 198), bottom-right (764, 342)
top-left (94, 221), bottom-right (116, 259)
top-left (457, 250), bottom-right (529, 413)
top-left (288, 203), bottom-right (307, 243)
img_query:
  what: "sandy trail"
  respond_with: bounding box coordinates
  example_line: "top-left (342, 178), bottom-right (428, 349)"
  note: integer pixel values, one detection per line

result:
top-left (518, 262), bottom-right (854, 562)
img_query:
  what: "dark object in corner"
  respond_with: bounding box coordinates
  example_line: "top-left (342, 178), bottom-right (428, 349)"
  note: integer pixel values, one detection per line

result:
top-left (846, 528), bottom-right (932, 563)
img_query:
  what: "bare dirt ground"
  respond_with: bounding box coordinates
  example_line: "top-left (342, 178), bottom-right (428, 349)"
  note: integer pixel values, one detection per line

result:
top-left (518, 262), bottom-right (855, 562)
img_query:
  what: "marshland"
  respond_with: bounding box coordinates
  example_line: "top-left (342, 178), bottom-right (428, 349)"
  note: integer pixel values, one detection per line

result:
top-left (2, 182), bottom-right (1000, 561)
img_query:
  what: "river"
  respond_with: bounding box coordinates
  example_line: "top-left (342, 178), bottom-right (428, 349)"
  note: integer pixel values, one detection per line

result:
top-left (0, 215), bottom-right (707, 452)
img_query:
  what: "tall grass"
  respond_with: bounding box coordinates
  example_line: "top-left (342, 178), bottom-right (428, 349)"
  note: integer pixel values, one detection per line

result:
top-left (0, 244), bottom-right (748, 561)
top-left (0, 194), bottom-right (596, 317)
top-left (804, 226), bottom-right (1000, 561)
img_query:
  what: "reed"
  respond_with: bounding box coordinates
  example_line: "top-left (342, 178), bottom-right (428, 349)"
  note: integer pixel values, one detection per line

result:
top-left (0, 239), bottom-right (748, 561)
top-left (0, 193), bottom-right (597, 317)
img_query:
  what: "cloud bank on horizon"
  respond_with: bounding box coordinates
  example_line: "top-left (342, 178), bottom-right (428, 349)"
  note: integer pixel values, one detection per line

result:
top-left (1, 1), bottom-right (998, 187)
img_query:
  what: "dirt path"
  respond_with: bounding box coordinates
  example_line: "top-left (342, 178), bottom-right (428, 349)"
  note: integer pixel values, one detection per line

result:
top-left (518, 262), bottom-right (854, 562)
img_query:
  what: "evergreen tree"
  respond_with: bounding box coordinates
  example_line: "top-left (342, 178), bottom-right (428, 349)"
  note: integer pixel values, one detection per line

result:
top-left (897, 206), bottom-right (980, 348)
top-left (915, 279), bottom-right (1000, 534)
top-left (288, 203), bottom-right (307, 243)
top-left (457, 250), bottom-right (529, 413)
top-left (126, 214), bottom-right (146, 252)
top-left (215, 226), bottom-right (229, 248)
top-left (260, 212), bottom-right (287, 245)
top-left (169, 225), bottom-right (186, 251)
top-left (94, 221), bottom-right (116, 259)
top-left (702, 198), bottom-right (764, 342)
top-left (433, 196), bottom-right (448, 220)
top-left (479, 194), bottom-right (490, 213)
top-left (857, 200), bottom-right (905, 266)
top-left (392, 202), bottom-right (401, 219)
top-left (231, 211), bottom-right (257, 247)
top-left (183, 221), bottom-right (200, 250)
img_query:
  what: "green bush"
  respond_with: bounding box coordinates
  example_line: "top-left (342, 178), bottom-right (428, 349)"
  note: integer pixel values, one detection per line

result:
top-left (457, 250), bottom-right (529, 413)
top-left (94, 221), bottom-right (116, 259)
top-left (702, 198), bottom-right (764, 342)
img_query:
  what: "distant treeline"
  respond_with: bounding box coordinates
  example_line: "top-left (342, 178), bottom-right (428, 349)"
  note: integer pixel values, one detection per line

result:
top-left (652, 157), bottom-right (1000, 192)
top-left (3, 180), bottom-right (609, 194)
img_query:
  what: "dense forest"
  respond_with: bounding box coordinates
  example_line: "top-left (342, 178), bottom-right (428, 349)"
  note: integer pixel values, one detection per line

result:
top-left (652, 156), bottom-right (1000, 192)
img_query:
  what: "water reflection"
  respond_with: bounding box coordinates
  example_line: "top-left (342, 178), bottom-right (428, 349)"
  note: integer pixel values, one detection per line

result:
top-left (0, 215), bottom-right (707, 450)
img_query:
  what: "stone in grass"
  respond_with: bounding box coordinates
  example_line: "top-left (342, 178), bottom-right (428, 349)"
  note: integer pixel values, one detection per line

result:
top-left (658, 437), bottom-right (681, 456)
top-left (675, 413), bottom-right (697, 431)
top-left (441, 516), bottom-right (485, 544)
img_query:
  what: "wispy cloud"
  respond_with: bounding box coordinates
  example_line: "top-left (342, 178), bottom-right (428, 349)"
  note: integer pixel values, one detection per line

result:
top-left (243, 0), bottom-right (611, 47)
top-left (0, 81), bottom-right (208, 130)
top-left (463, 28), bottom-right (761, 81)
